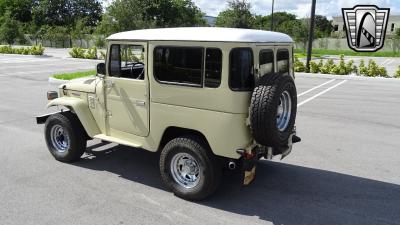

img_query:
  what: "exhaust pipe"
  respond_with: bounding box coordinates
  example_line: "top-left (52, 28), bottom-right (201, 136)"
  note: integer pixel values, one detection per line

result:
top-left (228, 161), bottom-right (236, 170)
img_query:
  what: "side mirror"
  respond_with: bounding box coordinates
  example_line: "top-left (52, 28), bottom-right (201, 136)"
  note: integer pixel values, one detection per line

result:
top-left (97, 63), bottom-right (106, 77)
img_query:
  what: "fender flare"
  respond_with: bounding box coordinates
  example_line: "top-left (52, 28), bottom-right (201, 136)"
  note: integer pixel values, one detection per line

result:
top-left (47, 97), bottom-right (101, 137)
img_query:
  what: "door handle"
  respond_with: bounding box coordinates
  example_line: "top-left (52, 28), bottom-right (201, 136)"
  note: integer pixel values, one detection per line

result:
top-left (105, 80), bottom-right (114, 88)
top-left (136, 100), bottom-right (146, 107)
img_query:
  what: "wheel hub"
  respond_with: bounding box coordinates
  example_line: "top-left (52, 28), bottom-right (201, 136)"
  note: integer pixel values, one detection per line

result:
top-left (276, 91), bottom-right (292, 132)
top-left (170, 153), bottom-right (201, 188)
top-left (50, 125), bottom-right (70, 152)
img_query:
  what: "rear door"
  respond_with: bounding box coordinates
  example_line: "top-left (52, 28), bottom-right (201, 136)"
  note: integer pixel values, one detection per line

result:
top-left (105, 42), bottom-right (149, 137)
top-left (256, 45), bottom-right (293, 78)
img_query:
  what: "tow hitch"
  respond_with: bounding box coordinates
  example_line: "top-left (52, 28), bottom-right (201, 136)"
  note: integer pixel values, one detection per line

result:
top-left (237, 131), bottom-right (301, 186)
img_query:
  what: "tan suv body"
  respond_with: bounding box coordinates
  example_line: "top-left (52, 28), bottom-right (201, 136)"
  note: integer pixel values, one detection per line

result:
top-left (37, 27), bottom-right (300, 200)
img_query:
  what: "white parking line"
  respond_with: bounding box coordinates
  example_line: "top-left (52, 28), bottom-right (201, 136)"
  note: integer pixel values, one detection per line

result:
top-left (382, 59), bottom-right (390, 66)
top-left (298, 80), bottom-right (347, 107)
top-left (387, 59), bottom-right (395, 66)
top-left (382, 59), bottom-right (395, 66)
top-left (298, 79), bottom-right (336, 97)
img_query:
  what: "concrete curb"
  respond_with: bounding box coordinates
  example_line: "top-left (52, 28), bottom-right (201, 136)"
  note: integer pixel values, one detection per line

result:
top-left (0, 53), bottom-right (52, 58)
top-left (296, 72), bottom-right (400, 81)
top-left (48, 77), bottom-right (69, 85)
top-left (63, 57), bottom-right (104, 62)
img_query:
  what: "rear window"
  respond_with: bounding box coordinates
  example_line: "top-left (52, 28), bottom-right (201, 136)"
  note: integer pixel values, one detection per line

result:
top-left (229, 48), bottom-right (254, 91)
top-left (154, 47), bottom-right (203, 86)
top-left (277, 49), bottom-right (290, 76)
top-left (259, 49), bottom-right (274, 76)
top-left (205, 48), bottom-right (222, 88)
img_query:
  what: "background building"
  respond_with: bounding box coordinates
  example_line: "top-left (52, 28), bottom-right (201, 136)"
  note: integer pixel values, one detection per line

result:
top-left (332, 15), bottom-right (400, 37)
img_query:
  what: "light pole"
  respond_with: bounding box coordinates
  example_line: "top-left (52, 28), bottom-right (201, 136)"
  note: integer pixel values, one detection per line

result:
top-left (270, 0), bottom-right (275, 31)
top-left (306, 0), bottom-right (317, 72)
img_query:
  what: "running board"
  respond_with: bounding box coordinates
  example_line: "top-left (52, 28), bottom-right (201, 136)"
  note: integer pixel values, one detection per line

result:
top-left (94, 134), bottom-right (142, 148)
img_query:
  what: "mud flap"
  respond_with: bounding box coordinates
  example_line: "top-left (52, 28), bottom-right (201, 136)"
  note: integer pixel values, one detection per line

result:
top-left (242, 155), bottom-right (259, 186)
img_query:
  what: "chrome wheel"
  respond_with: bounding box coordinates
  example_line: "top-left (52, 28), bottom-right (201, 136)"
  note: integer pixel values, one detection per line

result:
top-left (170, 153), bottom-right (201, 189)
top-left (50, 125), bottom-right (70, 153)
top-left (276, 90), bottom-right (292, 131)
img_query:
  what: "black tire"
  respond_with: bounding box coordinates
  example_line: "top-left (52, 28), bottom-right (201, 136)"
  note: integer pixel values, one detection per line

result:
top-left (44, 112), bottom-right (87, 162)
top-left (250, 74), bottom-right (297, 147)
top-left (159, 136), bottom-right (221, 201)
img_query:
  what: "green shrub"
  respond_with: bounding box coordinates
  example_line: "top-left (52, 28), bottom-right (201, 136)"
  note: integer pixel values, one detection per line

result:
top-left (331, 55), bottom-right (348, 75)
top-left (30, 44), bottom-right (45, 55)
top-left (22, 47), bottom-right (30, 55)
top-left (69, 46), bottom-right (99, 59)
top-left (69, 46), bottom-right (85, 58)
top-left (345, 59), bottom-right (357, 74)
top-left (99, 51), bottom-right (106, 60)
top-left (361, 59), bottom-right (388, 77)
top-left (0, 45), bottom-right (13, 53)
top-left (309, 61), bottom-right (320, 73)
top-left (318, 59), bottom-right (324, 69)
top-left (0, 45), bottom-right (44, 55)
top-left (395, 66), bottom-right (400, 78)
top-left (294, 56), bottom-right (306, 72)
top-left (359, 59), bottom-right (367, 75)
top-left (320, 59), bottom-right (335, 74)
top-left (84, 46), bottom-right (97, 59)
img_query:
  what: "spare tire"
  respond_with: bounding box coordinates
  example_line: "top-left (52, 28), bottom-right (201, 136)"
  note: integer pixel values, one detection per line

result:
top-left (250, 73), bottom-right (297, 147)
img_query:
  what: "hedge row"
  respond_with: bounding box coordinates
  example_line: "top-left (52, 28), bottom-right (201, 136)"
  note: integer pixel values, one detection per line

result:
top-left (69, 46), bottom-right (106, 60)
top-left (295, 55), bottom-right (389, 77)
top-left (395, 66), bottom-right (400, 78)
top-left (0, 45), bottom-right (45, 55)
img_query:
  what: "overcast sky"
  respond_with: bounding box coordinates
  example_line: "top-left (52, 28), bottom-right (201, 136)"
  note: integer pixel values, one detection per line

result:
top-left (192, 0), bottom-right (400, 18)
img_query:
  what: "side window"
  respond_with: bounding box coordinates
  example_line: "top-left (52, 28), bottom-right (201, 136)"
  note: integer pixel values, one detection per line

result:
top-left (259, 49), bottom-right (274, 76)
top-left (109, 44), bottom-right (145, 79)
top-left (277, 49), bottom-right (290, 76)
top-left (229, 48), bottom-right (254, 91)
top-left (205, 48), bottom-right (222, 88)
top-left (154, 47), bottom-right (203, 86)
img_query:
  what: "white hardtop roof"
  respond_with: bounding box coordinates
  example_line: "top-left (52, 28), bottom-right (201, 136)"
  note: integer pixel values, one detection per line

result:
top-left (107, 27), bottom-right (293, 43)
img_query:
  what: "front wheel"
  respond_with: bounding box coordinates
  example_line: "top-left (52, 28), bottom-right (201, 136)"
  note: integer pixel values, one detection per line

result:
top-left (159, 136), bottom-right (221, 201)
top-left (44, 112), bottom-right (87, 162)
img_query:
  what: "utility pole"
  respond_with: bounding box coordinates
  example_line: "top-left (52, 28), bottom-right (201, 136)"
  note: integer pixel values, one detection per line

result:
top-left (306, 0), bottom-right (317, 72)
top-left (270, 0), bottom-right (275, 31)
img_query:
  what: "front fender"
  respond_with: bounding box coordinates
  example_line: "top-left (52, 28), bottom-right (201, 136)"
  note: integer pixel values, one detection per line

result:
top-left (47, 97), bottom-right (101, 137)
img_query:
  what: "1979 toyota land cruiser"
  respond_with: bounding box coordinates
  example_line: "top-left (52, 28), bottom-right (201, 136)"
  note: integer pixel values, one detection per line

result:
top-left (37, 27), bottom-right (300, 200)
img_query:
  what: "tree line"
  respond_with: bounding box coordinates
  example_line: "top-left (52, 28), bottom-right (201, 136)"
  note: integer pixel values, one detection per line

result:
top-left (0, 0), bottom-right (332, 49)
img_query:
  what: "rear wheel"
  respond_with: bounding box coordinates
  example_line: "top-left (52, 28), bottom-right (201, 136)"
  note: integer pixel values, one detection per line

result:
top-left (159, 136), bottom-right (221, 201)
top-left (44, 112), bottom-right (87, 162)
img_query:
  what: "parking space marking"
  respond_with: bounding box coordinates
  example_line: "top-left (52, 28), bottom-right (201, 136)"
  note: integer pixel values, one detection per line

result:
top-left (298, 79), bottom-right (336, 97)
top-left (382, 59), bottom-right (395, 66)
top-left (298, 80), bottom-right (347, 107)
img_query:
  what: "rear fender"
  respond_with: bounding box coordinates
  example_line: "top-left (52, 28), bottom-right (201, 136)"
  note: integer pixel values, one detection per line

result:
top-left (47, 97), bottom-right (100, 137)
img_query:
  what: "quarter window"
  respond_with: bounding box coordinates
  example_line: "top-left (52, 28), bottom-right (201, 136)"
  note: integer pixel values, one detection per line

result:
top-left (259, 49), bottom-right (274, 76)
top-left (205, 48), bottom-right (222, 88)
top-left (229, 48), bottom-right (254, 91)
top-left (277, 49), bottom-right (290, 76)
top-left (154, 47), bottom-right (203, 86)
top-left (109, 44), bottom-right (145, 79)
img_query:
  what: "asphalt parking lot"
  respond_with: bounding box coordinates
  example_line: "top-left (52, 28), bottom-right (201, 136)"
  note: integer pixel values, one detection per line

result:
top-left (0, 54), bottom-right (399, 225)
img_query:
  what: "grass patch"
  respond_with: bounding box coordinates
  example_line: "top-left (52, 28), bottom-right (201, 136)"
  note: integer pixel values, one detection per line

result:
top-left (295, 49), bottom-right (400, 57)
top-left (52, 70), bottom-right (96, 80)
